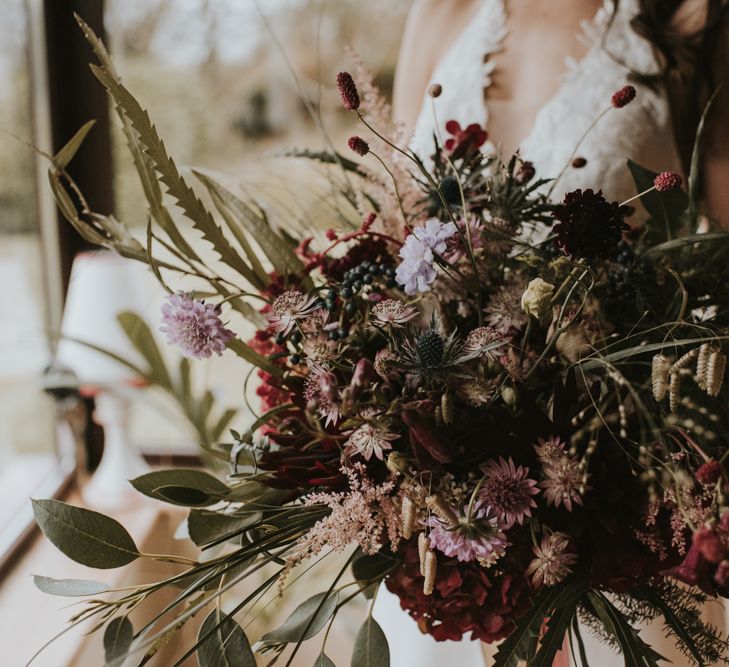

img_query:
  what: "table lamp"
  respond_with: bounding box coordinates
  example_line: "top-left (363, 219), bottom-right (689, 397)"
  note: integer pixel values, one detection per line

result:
top-left (56, 250), bottom-right (163, 509)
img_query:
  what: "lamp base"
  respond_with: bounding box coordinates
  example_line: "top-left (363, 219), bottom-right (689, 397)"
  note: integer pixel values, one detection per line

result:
top-left (82, 391), bottom-right (150, 511)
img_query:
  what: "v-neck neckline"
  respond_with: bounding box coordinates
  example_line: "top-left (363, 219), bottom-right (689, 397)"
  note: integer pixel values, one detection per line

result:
top-left (481, 0), bottom-right (611, 156)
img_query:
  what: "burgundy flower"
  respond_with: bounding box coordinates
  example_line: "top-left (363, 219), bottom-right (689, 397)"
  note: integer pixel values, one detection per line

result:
top-left (336, 72), bottom-right (360, 110)
top-left (653, 171), bottom-right (682, 192)
top-left (386, 539), bottom-right (532, 643)
top-left (444, 120), bottom-right (488, 158)
top-left (479, 458), bottom-right (539, 528)
top-left (611, 85), bottom-right (636, 108)
top-left (552, 189), bottom-right (631, 259)
top-left (515, 161), bottom-right (535, 184)
top-left (696, 460), bottom-right (723, 486)
top-left (348, 136), bottom-right (370, 156)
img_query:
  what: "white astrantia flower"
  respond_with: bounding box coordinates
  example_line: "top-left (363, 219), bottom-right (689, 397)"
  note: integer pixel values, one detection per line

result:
top-left (395, 219), bottom-right (457, 295)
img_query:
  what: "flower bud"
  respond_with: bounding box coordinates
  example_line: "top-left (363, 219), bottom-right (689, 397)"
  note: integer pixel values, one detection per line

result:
top-left (521, 278), bottom-right (555, 321)
top-left (428, 83), bottom-right (443, 98)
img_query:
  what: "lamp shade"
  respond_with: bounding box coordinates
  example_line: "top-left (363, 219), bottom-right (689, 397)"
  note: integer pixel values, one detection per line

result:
top-left (56, 251), bottom-right (163, 386)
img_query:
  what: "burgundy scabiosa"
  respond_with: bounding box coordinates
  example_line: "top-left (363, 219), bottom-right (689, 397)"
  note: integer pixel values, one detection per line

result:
top-left (426, 501), bottom-right (508, 564)
top-left (552, 189), bottom-right (631, 259)
top-left (336, 72), bottom-right (360, 110)
top-left (160, 292), bottom-right (234, 359)
top-left (479, 457), bottom-right (539, 529)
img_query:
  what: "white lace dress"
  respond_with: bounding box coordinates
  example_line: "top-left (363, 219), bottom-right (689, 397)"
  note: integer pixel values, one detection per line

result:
top-left (374, 1), bottom-right (724, 665)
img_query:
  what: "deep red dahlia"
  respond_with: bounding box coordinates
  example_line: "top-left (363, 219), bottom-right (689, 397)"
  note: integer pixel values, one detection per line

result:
top-left (385, 539), bottom-right (532, 643)
top-left (552, 189), bottom-right (631, 259)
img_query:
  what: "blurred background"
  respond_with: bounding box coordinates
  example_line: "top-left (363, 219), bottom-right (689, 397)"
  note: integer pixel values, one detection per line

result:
top-left (0, 1), bottom-right (409, 663)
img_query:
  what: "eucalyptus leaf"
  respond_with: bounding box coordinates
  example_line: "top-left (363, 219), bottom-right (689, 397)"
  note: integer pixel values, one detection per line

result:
top-left (314, 652), bottom-right (336, 667)
top-left (130, 469), bottom-right (230, 507)
top-left (187, 509), bottom-right (263, 547)
top-left (117, 311), bottom-right (172, 389)
top-left (32, 499), bottom-right (139, 569)
top-left (227, 338), bottom-right (283, 377)
top-left (261, 592), bottom-right (338, 645)
top-left (33, 574), bottom-right (110, 597)
top-left (104, 616), bottom-right (133, 666)
top-left (351, 617), bottom-right (389, 667)
top-left (196, 608), bottom-right (255, 667)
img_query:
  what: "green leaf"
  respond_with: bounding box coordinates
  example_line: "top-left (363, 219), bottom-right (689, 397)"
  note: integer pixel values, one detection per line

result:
top-left (261, 592), bottom-right (338, 645)
top-left (627, 159), bottom-right (689, 243)
top-left (53, 120), bottom-right (96, 169)
top-left (193, 172), bottom-right (305, 280)
top-left (531, 603), bottom-right (575, 667)
top-left (116, 311), bottom-right (172, 389)
top-left (227, 338), bottom-right (283, 377)
top-left (196, 608), bottom-right (255, 667)
top-left (130, 469), bottom-right (230, 507)
top-left (314, 653), bottom-right (336, 667)
top-left (688, 88), bottom-right (720, 230)
top-left (104, 616), bottom-right (134, 666)
top-left (351, 616), bottom-right (389, 667)
top-left (33, 574), bottom-right (110, 597)
top-left (32, 499), bottom-right (140, 569)
top-left (351, 550), bottom-right (399, 594)
top-left (187, 509), bottom-right (262, 547)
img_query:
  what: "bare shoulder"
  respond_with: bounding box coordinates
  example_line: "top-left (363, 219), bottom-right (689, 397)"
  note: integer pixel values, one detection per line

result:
top-left (670, 0), bottom-right (710, 36)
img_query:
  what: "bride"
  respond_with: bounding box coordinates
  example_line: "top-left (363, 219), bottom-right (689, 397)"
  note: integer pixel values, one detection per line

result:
top-left (373, 0), bottom-right (729, 664)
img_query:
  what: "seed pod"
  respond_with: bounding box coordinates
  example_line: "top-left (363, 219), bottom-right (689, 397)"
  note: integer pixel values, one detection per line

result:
top-left (401, 496), bottom-right (415, 540)
top-left (651, 354), bottom-right (671, 401)
top-left (671, 348), bottom-right (697, 372)
top-left (669, 371), bottom-right (681, 413)
top-left (426, 495), bottom-right (459, 527)
top-left (696, 343), bottom-right (711, 389)
top-left (441, 391), bottom-right (454, 425)
top-left (423, 550), bottom-right (437, 595)
top-left (418, 533), bottom-right (429, 575)
top-left (707, 351), bottom-right (727, 397)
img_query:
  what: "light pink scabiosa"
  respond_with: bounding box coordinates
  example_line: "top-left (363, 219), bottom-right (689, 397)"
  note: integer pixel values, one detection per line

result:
top-left (344, 419), bottom-right (400, 462)
top-left (484, 284), bottom-right (528, 334)
top-left (426, 501), bottom-right (508, 563)
top-left (371, 299), bottom-right (418, 328)
top-left (463, 326), bottom-right (509, 361)
top-left (160, 292), bottom-right (235, 359)
top-left (395, 219), bottom-right (457, 295)
top-left (534, 436), bottom-right (567, 465)
top-left (540, 459), bottom-right (586, 512)
top-left (267, 291), bottom-right (320, 336)
top-left (479, 457), bottom-right (539, 529)
top-left (526, 532), bottom-right (578, 587)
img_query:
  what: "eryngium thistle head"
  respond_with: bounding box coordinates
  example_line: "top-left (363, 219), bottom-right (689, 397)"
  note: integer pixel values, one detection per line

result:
top-left (336, 71), bottom-right (360, 110)
top-left (415, 328), bottom-right (445, 367)
top-left (552, 189), bottom-right (630, 259)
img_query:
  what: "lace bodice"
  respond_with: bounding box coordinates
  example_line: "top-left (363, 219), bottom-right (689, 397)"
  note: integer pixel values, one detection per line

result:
top-left (409, 0), bottom-right (682, 206)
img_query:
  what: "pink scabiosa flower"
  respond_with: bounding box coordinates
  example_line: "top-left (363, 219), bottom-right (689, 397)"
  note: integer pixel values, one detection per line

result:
top-left (526, 532), bottom-right (578, 587)
top-left (371, 299), bottom-right (418, 328)
top-left (267, 291), bottom-right (320, 336)
top-left (348, 136), bottom-right (370, 156)
top-left (395, 219), bottom-right (458, 295)
top-left (344, 421), bottom-right (399, 461)
top-left (540, 459), bottom-right (586, 512)
top-left (611, 85), bottom-right (636, 108)
top-left (160, 292), bottom-right (234, 359)
top-left (426, 501), bottom-right (508, 564)
top-left (479, 457), bottom-right (539, 529)
top-left (463, 326), bottom-right (508, 361)
top-left (653, 171), bottom-right (682, 192)
top-left (336, 72), bottom-right (360, 110)
top-left (533, 436), bottom-right (567, 465)
top-left (484, 284), bottom-right (528, 334)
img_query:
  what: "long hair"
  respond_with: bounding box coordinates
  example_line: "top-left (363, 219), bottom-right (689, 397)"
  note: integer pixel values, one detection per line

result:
top-left (617, 0), bottom-right (729, 170)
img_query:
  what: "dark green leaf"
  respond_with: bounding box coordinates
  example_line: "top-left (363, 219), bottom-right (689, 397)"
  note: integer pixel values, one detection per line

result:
top-left (314, 653), bottom-right (336, 667)
top-left (104, 616), bottom-right (133, 666)
top-left (351, 550), bottom-right (399, 594)
top-left (261, 592), bottom-right (338, 645)
top-left (32, 499), bottom-right (139, 569)
top-left (187, 509), bottom-right (263, 547)
top-left (531, 603), bottom-right (575, 667)
top-left (351, 616), bottom-right (389, 667)
top-left (196, 608), bottom-right (255, 667)
top-left (33, 574), bottom-right (110, 597)
top-left (130, 469), bottom-right (229, 507)
top-left (627, 159), bottom-right (689, 243)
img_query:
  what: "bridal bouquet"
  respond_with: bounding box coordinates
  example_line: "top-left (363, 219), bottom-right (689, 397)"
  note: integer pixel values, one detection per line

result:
top-left (32, 17), bottom-right (729, 667)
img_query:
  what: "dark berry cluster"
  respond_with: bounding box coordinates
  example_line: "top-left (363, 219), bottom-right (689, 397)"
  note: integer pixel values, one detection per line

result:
top-left (339, 260), bottom-right (397, 299)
